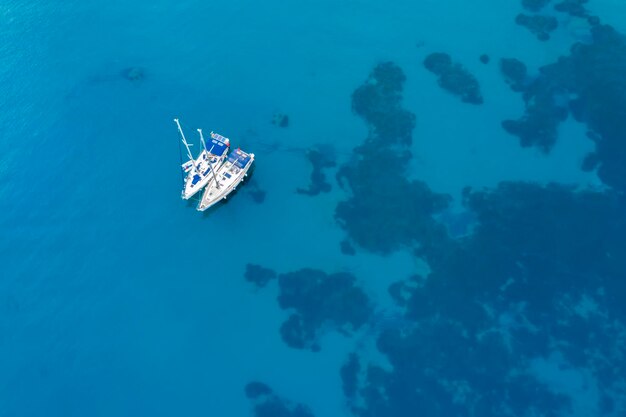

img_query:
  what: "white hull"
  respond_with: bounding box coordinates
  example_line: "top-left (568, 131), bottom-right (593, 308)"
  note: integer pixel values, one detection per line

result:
top-left (197, 152), bottom-right (254, 211)
top-left (182, 150), bottom-right (226, 200)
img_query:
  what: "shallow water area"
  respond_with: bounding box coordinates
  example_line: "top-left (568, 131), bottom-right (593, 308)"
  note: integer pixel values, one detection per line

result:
top-left (2, 0), bottom-right (626, 416)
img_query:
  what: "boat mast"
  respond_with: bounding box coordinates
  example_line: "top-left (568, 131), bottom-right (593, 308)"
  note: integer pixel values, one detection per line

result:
top-left (198, 129), bottom-right (221, 189)
top-left (198, 127), bottom-right (208, 152)
top-left (174, 118), bottom-right (195, 162)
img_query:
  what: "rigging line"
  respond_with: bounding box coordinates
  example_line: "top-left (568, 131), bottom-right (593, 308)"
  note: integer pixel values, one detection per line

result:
top-left (178, 129), bottom-right (185, 185)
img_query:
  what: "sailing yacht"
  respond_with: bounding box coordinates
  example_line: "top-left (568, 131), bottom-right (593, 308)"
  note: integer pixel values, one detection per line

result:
top-left (174, 119), bottom-right (229, 200)
top-left (197, 148), bottom-right (255, 211)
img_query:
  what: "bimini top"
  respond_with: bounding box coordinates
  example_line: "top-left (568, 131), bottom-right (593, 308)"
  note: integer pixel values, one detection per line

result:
top-left (206, 138), bottom-right (229, 157)
top-left (227, 148), bottom-right (252, 169)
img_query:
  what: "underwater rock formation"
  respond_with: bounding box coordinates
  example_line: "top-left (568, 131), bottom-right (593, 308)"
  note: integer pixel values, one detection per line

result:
top-left (340, 353), bottom-right (360, 399)
top-left (272, 113), bottom-right (289, 128)
top-left (296, 145), bottom-right (336, 196)
top-left (344, 182), bottom-right (626, 417)
top-left (554, 0), bottom-right (589, 17)
top-left (245, 382), bottom-right (274, 399)
top-left (543, 24), bottom-right (626, 192)
top-left (423, 53), bottom-right (483, 104)
top-left (522, 0), bottom-right (551, 12)
top-left (500, 58), bottom-right (529, 92)
top-left (503, 23), bottom-right (626, 192)
top-left (277, 268), bottom-right (372, 350)
top-left (417, 182), bottom-right (626, 323)
top-left (244, 382), bottom-right (314, 417)
top-left (340, 239), bottom-right (356, 256)
top-left (515, 13), bottom-right (558, 41)
top-left (337, 62), bottom-right (450, 254)
top-left (351, 62), bottom-right (416, 145)
top-left (336, 161), bottom-right (450, 253)
top-left (245, 264), bottom-right (372, 351)
top-left (479, 54), bottom-right (490, 64)
top-left (245, 264), bottom-right (277, 288)
top-left (501, 78), bottom-right (568, 151)
top-left (347, 322), bottom-right (571, 417)
top-left (522, 0), bottom-right (588, 17)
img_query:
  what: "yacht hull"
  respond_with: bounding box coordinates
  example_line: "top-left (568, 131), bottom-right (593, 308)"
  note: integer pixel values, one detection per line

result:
top-left (197, 154), bottom-right (254, 211)
top-left (182, 151), bottom-right (225, 200)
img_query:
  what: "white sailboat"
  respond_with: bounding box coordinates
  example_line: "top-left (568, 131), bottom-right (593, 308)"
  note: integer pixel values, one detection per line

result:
top-left (174, 119), bottom-right (229, 200)
top-left (197, 147), bottom-right (255, 211)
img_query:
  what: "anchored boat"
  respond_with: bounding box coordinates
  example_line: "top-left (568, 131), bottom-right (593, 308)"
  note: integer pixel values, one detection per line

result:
top-left (197, 148), bottom-right (255, 211)
top-left (174, 119), bottom-right (229, 200)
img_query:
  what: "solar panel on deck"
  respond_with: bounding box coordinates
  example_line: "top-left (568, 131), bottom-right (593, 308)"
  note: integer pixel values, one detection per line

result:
top-left (208, 139), bottom-right (228, 157)
top-left (227, 149), bottom-right (251, 169)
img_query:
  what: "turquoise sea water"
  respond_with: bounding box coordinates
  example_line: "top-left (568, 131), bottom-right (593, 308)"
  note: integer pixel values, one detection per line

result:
top-left (2, 1), bottom-right (626, 416)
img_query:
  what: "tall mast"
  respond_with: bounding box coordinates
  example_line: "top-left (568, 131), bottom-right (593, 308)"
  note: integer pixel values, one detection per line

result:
top-left (198, 128), bottom-right (208, 152)
top-left (198, 129), bottom-right (221, 189)
top-left (174, 118), bottom-right (194, 161)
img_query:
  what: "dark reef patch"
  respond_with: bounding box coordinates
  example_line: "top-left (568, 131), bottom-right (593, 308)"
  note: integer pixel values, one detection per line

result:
top-left (296, 145), bottom-right (336, 196)
top-left (337, 62), bottom-right (450, 254)
top-left (417, 182), bottom-right (626, 324)
top-left (277, 268), bottom-right (372, 350)
top-left (515, 13), bottom-right (558, 41)
top-left (522, 0), bottom-right (551, 12)
top-left (272, 113), bottom-right (289, 128)
top-left (347, 322), bottom-right (571, 417)
top-left (501, 79), bottom-right (568, 151)
top-left (502, 24), bottom-right (626, 192)
top-left (336, 161), bottom-right (450, 253)
top-left (244, 382), bottom-right (314, 417)
top-left (340, 353), bottom-right (360, 399)
top-left (423, 53), bottom-right (483, 104)
top-left (554, 0), bottom-right (589, 17)
top-left (245, 264), bottom-right (277, 288)
top-left (351, 62), bottom-right (416, 145)
top-left (479, 54), bottom-right (490, 64)
top-left (344, 182), bottom-right (626, 417)
top-left (340, 239), bottom-right (356, 256)
top-left (245, 382), bottom-right (274, 399)
top-left (500, 58), bottom-right (529, 92)
top-left (543, 24), bottom-right (626, 192)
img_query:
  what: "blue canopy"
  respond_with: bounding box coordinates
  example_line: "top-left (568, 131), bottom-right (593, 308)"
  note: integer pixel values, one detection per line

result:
top-left (227, 149), bottom-right (252, 169)
top-left (207, 138), bottom-right (228, 157)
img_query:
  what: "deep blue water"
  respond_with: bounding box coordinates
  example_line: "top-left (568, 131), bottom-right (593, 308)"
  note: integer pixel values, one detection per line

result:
top-left (2, 1), bottom-right (626, 416)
